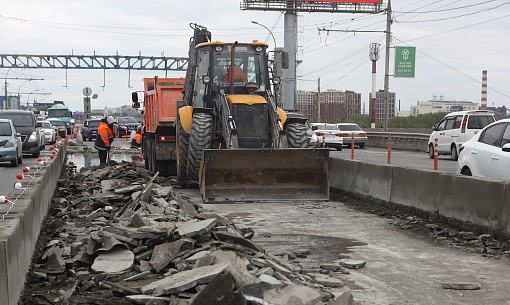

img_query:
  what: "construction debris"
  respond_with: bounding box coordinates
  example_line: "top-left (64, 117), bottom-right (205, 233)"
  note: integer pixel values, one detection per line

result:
top-left (20, 160), bottom-right (359, 304)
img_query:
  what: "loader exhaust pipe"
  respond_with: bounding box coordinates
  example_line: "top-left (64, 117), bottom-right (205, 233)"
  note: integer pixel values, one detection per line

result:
top-left (230, 41), bottom-right (238, 94)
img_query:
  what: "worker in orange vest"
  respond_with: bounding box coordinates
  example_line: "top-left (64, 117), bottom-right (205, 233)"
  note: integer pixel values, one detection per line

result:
top-left (225, 65), bottom-right (248, 83)
top-left (131, 128), bottom-right (142, 149)
top-left (94, 116), bottom-right (115, 164)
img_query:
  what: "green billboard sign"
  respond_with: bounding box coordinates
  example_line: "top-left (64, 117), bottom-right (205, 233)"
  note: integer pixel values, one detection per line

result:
top-left (394, 46), bottom-right (416, 78)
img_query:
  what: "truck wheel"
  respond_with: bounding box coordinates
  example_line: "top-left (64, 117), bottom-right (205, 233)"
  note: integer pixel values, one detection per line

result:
top-left (286, 122), bottom-right (308, 148)
top-left (177, 112), bottom-right (190, 182)
top-left (187, 113), bottom-right (213, 181)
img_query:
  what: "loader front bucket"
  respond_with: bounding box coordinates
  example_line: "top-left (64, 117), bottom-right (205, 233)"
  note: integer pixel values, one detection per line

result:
top-left (199, 148), bottom-right (329, 203)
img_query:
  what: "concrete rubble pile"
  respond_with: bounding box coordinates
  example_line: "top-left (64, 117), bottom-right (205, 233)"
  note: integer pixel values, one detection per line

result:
top-left (21, 160), bottom-right (356, 305)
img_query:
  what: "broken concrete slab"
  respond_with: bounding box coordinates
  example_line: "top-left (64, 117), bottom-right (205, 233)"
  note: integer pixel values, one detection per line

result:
top-left (211, 251), bottom-right (256, 289)
top-left (153, 185), bottom-right (173, 198)
top-left (126, 295), bottom-right (173, 305)
top-left (197, 213), bottom-right (230, 226)
top-left (265, 259), bottom-right (292, 277)
top-left (150, 239), bottom-right (194, 273)
top-left (95, 235), bottom-right (127, 253)
top-left (141, 262), bottom-right (230, 296)
top-left (314, 275), bottom-right (344, 288)
top-left (241, 283), bottom-right (323, 305)
top-left (91, 247), bottom-right (134, 274)
top-left (257, 274), bottom-right (282, 286)
top-left (176, 218), bottom-right (217, 237)
top-left (185, 251), bottom-right (211, 264)
top-left (177, 195), bottom-right (198, 215)
top-left (190, 271), bottom-right (247, 305)
top-left (114, 184), bottom-right (143, 194)
top-left (442, 282), bottom-right (481, 290)
top-left (44, 246), bottom-right (65, 274)
top-left (213, 231), bottom-right (261, 252)
top-left (338, 259), bottom-right (366, 269)
top-left (128, 213), bottom-right (148, 228)
top-left (327, 292), bottom-right (354, 305)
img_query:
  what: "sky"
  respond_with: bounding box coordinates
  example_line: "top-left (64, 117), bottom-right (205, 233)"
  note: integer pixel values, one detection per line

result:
top-left (1, 0), bottom-right (509, 114)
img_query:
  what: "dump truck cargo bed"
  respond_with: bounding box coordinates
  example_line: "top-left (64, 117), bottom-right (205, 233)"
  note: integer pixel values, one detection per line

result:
top-left (199, 148), bottom-right (329, 203)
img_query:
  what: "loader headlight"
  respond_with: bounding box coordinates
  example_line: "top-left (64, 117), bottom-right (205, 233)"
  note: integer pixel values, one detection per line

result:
top-left (215, 46), bottom-right (223, 52)
top-left (255, 46), bottom-right (263, 52)
top-left (272, 77), bottom-right (281, 85)
top-left (202, 75), bottom-right (211, 84)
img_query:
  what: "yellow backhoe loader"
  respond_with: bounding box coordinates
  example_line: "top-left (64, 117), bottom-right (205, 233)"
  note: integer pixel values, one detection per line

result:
top-left (177, 23), bottom-right (329, 203)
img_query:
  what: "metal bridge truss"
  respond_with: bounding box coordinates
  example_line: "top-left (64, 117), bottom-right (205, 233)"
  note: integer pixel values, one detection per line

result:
top-left (0, 54), bottom-right (188, 71)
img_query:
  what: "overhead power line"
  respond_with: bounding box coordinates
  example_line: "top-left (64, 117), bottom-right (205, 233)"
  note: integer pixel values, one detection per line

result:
top-left (398, 2), bottom-right (510, 23)
top-left (394, 0), bottom-right (498, 13)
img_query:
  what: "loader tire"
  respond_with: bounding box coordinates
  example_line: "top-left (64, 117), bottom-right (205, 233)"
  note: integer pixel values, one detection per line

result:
top-left (177, 112), bottom-right (190, 182)
top-left (187, 113), bottom-right (213, 181)
top-left (286, 122), bottom-right (308, 148)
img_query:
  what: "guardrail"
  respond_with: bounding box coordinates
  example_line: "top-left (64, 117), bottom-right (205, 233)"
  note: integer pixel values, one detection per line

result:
top-left (329, 158), bottom-right (510, 236)
top-left (367, 132), bottom-right (430, 152)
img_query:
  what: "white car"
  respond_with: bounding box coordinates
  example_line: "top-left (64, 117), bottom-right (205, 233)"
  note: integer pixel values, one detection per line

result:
top-left (39, 120), bottom-right (56, 144)
top-left (428, 110), bottom-right (496, 161)
top-left (458, 118), bottom-right (510, 180)
top-left (336, 123), bottom-right (367, 148)
top-left (310, 123), bottom-right (343, 151)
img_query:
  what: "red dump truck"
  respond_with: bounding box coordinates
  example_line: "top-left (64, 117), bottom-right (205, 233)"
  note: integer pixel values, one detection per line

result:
top-left (132, 77), bottom-right (185, 176)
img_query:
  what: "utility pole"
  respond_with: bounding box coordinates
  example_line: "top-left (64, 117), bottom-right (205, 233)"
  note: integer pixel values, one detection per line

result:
top-left (370, 43), bottom-right (380, 129)
top-left (383, 0), bottom-right (392, 131)
top-left (317, 77), bottom-right (321, 122)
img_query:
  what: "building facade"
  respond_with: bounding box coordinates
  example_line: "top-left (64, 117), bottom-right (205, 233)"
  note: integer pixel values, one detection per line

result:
top-left (411, 100), bottom-right (479, 116)
top-left (295, 90), bottom-right (318, 122)
top-left (296, 89), bottom-right (361, 123)
top-left (368, 90), bottom-right (396, 122)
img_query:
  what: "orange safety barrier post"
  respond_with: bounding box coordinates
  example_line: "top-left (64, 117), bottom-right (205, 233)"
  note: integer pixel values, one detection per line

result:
top-left (351, 132), bottom-right (355, 160)
top-left (66, 134), bottom-right (68, 146)
top-left (387, 134), bottom-right (392, 164)
top-left (434, 138), bottom-right (438, 170)
top-left (322, 135), bottom-right (326, 148)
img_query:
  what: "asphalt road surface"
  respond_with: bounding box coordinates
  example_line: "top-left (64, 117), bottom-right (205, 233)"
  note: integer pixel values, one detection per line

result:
top-left (330, 147), bottom-right (458, 174)
top-left (185, 195), bottom-right (510, 305)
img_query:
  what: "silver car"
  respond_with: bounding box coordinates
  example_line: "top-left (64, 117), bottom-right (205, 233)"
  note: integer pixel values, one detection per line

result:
top-left (310, 123), bottom-right (343, 151)
top-left (38, 120), bottom-right (56, 144)
top-left (0, 119), bottom-right (23, 166)
top-left (336, 123), bottom-right (367, 148)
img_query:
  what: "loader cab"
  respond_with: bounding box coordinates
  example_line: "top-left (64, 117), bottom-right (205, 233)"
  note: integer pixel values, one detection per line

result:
top-left (193, 42), bottom-right (270, 109)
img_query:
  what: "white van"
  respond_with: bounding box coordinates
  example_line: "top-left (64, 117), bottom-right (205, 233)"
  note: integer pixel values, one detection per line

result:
top-left (427, 110), bottom-right (497, 160)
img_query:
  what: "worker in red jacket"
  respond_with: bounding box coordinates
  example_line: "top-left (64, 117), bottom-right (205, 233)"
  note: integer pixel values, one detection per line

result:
top-left (94, 116), bottom-right (115, 164)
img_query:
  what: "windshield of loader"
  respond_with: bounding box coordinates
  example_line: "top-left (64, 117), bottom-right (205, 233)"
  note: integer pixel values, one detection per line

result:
top-left (211, 44), bottom-right (267, 95)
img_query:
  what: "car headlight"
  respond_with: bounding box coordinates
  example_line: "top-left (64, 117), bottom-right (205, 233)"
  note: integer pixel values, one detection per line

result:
top-left (3, 140), bottom-right (14, 148)
top-left (28, 132), bottom-right (37, 142)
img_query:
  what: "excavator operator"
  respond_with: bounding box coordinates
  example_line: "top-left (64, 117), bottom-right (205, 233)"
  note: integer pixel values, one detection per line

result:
top-left (225, 65), bottom-right (248, 83)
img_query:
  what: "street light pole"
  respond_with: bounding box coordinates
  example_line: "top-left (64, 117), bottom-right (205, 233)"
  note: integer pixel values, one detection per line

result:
top-left (251, 21), bottom-right (277, 51)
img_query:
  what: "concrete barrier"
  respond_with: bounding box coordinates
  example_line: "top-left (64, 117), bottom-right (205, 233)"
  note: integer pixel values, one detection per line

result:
top-left (0, 144), bottom-right (66, 305)
top-left (329, 157), bottom-right (510, 236)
